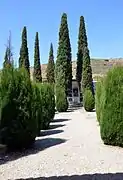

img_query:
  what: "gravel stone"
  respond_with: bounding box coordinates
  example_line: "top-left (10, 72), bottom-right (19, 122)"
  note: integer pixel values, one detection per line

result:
top-left (0, 108), bottom-right (123, 180)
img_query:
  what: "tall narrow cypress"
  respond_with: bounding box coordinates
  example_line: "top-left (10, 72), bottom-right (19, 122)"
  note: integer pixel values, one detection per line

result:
top-left (33, 32), bottom-right (42, 82)
top-left (82, 47), bottom-right (93, 94)
top-left (3, 47), bottom-right (10, 68)
top-left (46, 43), bottom-right (55, 83)
top-left (3, 31), bottom-right (13, 68)
top-left (55, 13), bottom-right (72, 94)
top-left (19, 26), bottom-right (30, 74)
top-left (55, 13), bottom-right (71, 112)
top-left (76, 16), bottom-right (88, 89)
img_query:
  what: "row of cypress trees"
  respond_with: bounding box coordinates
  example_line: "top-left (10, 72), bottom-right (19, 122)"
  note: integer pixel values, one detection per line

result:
top-left (3, 27), bottom-right (55, 84)
top-left (55, 13), bottom-right (94, 111)
top-left (3, 13), bottom-right (94, 112)
top-left (18, 27), bottom-right (55, 84)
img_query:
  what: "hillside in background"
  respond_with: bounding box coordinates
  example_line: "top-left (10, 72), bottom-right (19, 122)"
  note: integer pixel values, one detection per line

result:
top-left (30, 58), bottom-right (123, 81)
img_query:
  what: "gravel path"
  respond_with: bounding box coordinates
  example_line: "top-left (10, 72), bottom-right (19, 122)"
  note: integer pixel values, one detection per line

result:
top-left (0, 108), bottom-right (123, 179)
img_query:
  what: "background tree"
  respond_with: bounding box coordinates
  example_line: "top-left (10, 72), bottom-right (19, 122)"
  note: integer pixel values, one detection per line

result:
top-left (46, 43), bottom-right (55, 83)
top-left (76, 16), bottom-right (88, 90)
top-left (55, 13), bottom-right (72, 112)
top-left (55, 67), bottom-right (68, 112)
top-left (3, 47), bottom-right (10, 68)
top-left (3, 31), bottom-right (13, 68)
top-left (55, 13), bottom-right (72, 95)
top-left (82, 47), bottom-right (93, 94)
top-left (33, 32), bottom-right (42, 82)
top-left (19, 26), bottom-right (30, 74)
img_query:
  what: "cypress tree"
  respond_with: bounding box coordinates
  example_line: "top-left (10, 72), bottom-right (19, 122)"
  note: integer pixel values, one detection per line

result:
top-left (46, 43), bottom-right (55, 83)
top-left (82, 47), bottom-right (93, 94)
top-left (3, 31), bottom-right (13, 68)
top-left (19, 26), bottom-right (30, 74)
top-left (33, 32), bottom-right (42, 82)
top-left (3, 47), bottom-right (10, 68)
top-left (76, 16), bottom-right (88, 89)
top-left (55, 13), bottom-right (72, 95)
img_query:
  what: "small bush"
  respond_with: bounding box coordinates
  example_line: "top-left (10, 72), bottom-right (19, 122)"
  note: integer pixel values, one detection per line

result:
top-left (37, 83), bottom-right (55, 130)
top-left (95, 78), bottom-right (104, 123)
top-left (100, 66), bottom-right (123, 147)
top-left (0, 67), bottom-right (37, 149)
top-left (83, 89), bottom-right (95, 112)
top-left (56, 86), bottom-right (68, 112)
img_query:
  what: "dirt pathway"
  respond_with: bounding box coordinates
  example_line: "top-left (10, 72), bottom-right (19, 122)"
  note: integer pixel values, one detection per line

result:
top-left (0, 108), bottom-right (123, 179)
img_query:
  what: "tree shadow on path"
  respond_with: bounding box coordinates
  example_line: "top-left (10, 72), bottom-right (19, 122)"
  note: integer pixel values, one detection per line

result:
top-left (0, 117), bottom-right (69, 165)
top-left (16, 173), bottom-right (123, 180)
top-left (49, 124), bottom-right (65, 129)
top-left (52, 118), bottom-right (70, 123)
top-left (40, 129), bottom-right (63, 136)
top-left (0, 137), bottom-right (66, 165)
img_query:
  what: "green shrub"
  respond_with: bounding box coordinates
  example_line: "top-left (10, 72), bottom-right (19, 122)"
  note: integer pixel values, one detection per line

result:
top-left (32, 84), bottom-right (42, 136)
top-left (95, 78), bottom-right (104, 123)
top-left (83, 89), bottom-right (95, 112)
top-left (100, 66), bottom-right (123, 147)
top-left (37, 83), bottom-right (55, 130)
top-left (0, 67), bottom-right (37, 149)
top-left (56, 86), bottom-right (68, 112)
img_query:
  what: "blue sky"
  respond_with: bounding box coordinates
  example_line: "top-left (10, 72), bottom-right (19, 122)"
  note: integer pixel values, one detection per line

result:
top-left (0, 0), bottom-right (123, 67)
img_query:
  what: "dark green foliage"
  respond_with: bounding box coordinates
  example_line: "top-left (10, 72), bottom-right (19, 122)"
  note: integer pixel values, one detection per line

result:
top-left (0, 67), bottom-right (37, 149)
top-left (83, 89), bottom-right (95, 112)
top-left (100, 66), bottom-right (123, 147)
top-left (32, 83), bottom-right (42, 136)
top-left (76, 16), bottom-right (88, 89)
top-left (37, 83), bottom-right (55, 130)
top-left (55, 65), bottom-right (68, 112)
top-left (55, 13), bottom-right (72, 95)
top-left (46, 43), bottom-right (55, 83)
top-left (82, 47), bottom-right (93, 94)
top-left (56, 85), bottom-right (68, 112)
top-left (33, 32), bottom-right (42, 82)
top-left (3, 47), bottom-right (11, 68)
top-left (95, 79), bottom-right (104, 123)
top-left (19, 26), bottom-right (30, 75)
top-left (55, 49), bottom-right (67, 92)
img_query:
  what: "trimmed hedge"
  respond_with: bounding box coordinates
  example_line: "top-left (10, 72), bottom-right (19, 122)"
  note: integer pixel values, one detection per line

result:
top-left (32, 84), bottom-right (42, 136)
top-left (83, 88), bottom-right (95, 112)
top-left (95, 78), bottom-right (104, 123)
top-left (56, 86), bottom-right (68, 112)
top-left (100, 66), bottom-right (123, 147)
top-left (37, 83), bottom-right (55, 130)
top-left (0, 67), bottom-right (56, 149)
top-left (0, 67), bottom-right (38, 149)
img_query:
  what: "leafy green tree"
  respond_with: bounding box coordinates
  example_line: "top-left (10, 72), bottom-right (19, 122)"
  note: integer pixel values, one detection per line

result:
top-left (76, 16), bottom-right (88, 90)
top-left (46, 43), bottom-right (55, 83)
top-left (19, 26), bottom-right (30, 74)
top-left (33, 32), bottom-right (42, 82)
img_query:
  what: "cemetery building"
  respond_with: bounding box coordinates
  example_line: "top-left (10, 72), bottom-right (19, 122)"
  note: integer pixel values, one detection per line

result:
top-left (30, 59), bottom-right (122, 105)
